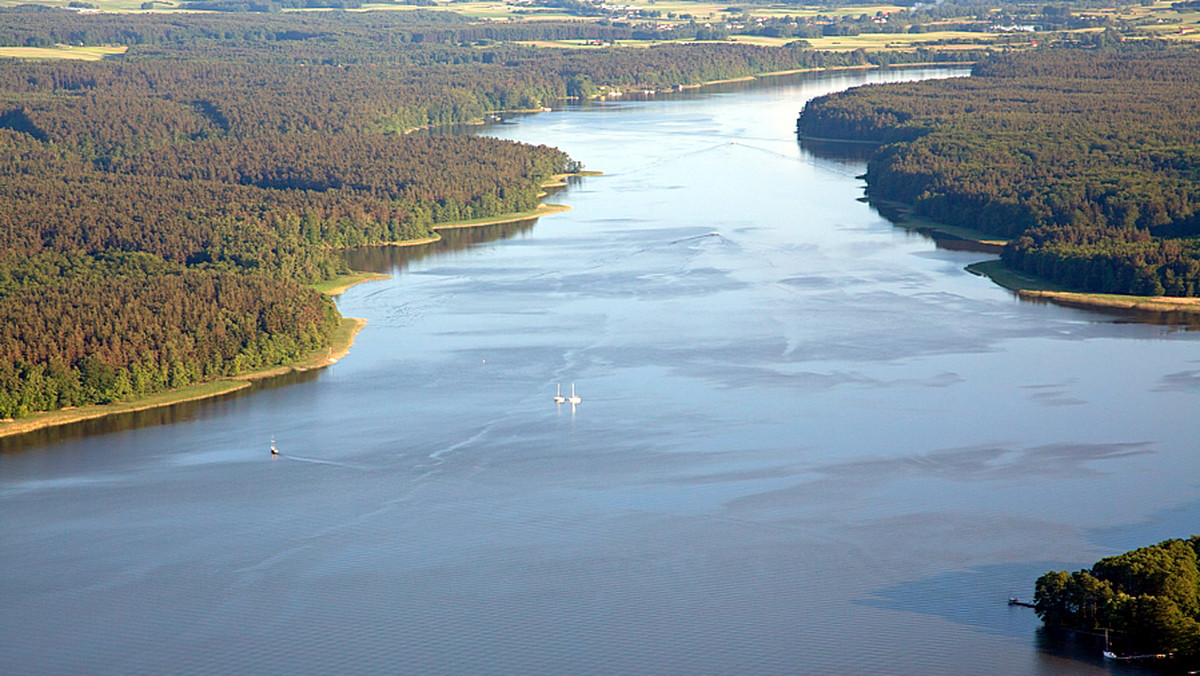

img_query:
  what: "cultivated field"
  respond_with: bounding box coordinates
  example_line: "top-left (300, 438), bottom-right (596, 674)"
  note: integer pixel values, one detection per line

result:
top-left (0, 44), bottom-right (129, 59)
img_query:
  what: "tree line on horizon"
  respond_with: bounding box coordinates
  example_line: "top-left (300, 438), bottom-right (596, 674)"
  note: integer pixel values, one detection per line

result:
top-left (0, 4), bottom-right (1004, 54)
top-left (796, 45), bottom-right (1200, 297)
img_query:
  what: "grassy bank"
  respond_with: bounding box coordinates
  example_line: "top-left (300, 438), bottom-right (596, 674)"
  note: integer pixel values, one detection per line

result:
top-left (540, 170), bottom-right (604, 189)
top-left (872, 198), bottom-right (1008, 250)
top-left (431, 203), bottom-right (573, 231)
top-left (311, 271), bottom-right (392, 296)
top-left (965, 259), bottom-right (1067, 292)
top-left (967, 260), bottom-right (1200, 315)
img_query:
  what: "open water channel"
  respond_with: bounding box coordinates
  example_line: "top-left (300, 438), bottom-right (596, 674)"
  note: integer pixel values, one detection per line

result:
top-left (3, 67), bottom-right (1199, 675)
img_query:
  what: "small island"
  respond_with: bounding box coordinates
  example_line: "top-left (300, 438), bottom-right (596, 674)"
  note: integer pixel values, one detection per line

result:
top-left (1033, 537), bottom-right (1200, 668)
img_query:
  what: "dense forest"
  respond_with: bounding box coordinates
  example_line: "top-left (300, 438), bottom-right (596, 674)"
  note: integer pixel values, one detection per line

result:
top-left (0, 255), bottom-right (339, 417)
top-left (0, 52), bottom-right (574, 418)
top-left (0, 124), bottom-right (570, 417)
top-left (0, 128), bottom-right (567, 273)
top-left (1034, 537), bottom-right (1200, 663)
top-left (2, 9), bottom-right (935, 420)
top-left (797, 46), bottom-right (1200, 297)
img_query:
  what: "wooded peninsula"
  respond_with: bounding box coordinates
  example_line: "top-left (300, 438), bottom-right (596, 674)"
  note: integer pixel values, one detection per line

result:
top-left (798, 45), bottom-right (1200, 299)
top-left (1034, 537), bottom-right (1200, 666)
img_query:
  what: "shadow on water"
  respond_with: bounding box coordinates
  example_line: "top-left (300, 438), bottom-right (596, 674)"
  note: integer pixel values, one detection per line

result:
top-left (1017, 294), bottom-right (1200, 331)
top-left (342, 218), bottom-right (540, 275)
top-left (858, 562), bottom-right (1051, 641)
top-left (0, 368), bottom-right (321, 455)
top-left (796, 137), bottom-right (879, 177)
top-left (862, 563), bottom-right (1186, 674)
top-left (798, 137), bottom-right (878, 163)
top-left (866, 195), bottom-right (1006, 255)
top-left (797, 139), bottom-right (1005, 255)
top-left (1034, 627), bottom-right (1185, 675)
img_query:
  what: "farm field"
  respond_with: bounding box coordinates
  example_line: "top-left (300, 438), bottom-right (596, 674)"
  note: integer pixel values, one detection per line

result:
top-left (0, 44), bottom-right (128, 59)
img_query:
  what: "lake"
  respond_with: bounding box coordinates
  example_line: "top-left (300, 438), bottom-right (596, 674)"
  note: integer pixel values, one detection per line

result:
top-left (2, 67), bottom-right (1197, 675)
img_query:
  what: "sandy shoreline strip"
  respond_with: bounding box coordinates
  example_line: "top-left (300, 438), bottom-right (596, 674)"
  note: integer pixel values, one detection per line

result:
top-left (431, 203), bottom-right (572, 230)
top-left (966, 259), bottom-right (1200, 316)
top-left (312, 271), bottom-right (393, 296)
top-left (0, 317), bottom-right (368, 440)
top-left (0, 381), bottom-right (254, 439)
top-left (1017, 289), bottom-right (1200, 314)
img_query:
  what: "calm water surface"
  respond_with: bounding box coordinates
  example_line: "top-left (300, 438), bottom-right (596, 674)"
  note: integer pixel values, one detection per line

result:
top-left (3, 68), bottom-right (1198, 675)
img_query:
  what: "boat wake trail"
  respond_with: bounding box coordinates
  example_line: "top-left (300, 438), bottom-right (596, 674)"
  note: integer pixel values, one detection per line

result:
top-left (726, 140), bottom-right (798, 163)
top-left (622, 141), bottom-right (733, 177)
top-left (428, 424), bottom-right (494, 462)
top-left (280, 454), bottom-right (361, 469)
top-left (669, 231), bottom-right (729, 245)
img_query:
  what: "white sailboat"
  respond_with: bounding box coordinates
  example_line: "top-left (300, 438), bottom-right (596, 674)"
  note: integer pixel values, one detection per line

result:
top-left (554, 384), bottom-right (566, 404)
top-left (1102, 629), bottom-right (1169, 662)
top-left (270, 436), bottom-right (278, 456)
top-left (1104, 629), bottom-right (1118, 660)
top-left (568, 383), bottom-right (582, 405)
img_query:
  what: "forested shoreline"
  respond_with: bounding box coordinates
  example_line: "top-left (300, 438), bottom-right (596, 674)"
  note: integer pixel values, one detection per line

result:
top-left (0, 8), bottom-right (944, 422)
top-left (0, 51), bottom-right (574, 417)
top-left (797, 45), bottom-right (1200, 298)
top-left (1034, 537), bottom-right (1200, 664)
